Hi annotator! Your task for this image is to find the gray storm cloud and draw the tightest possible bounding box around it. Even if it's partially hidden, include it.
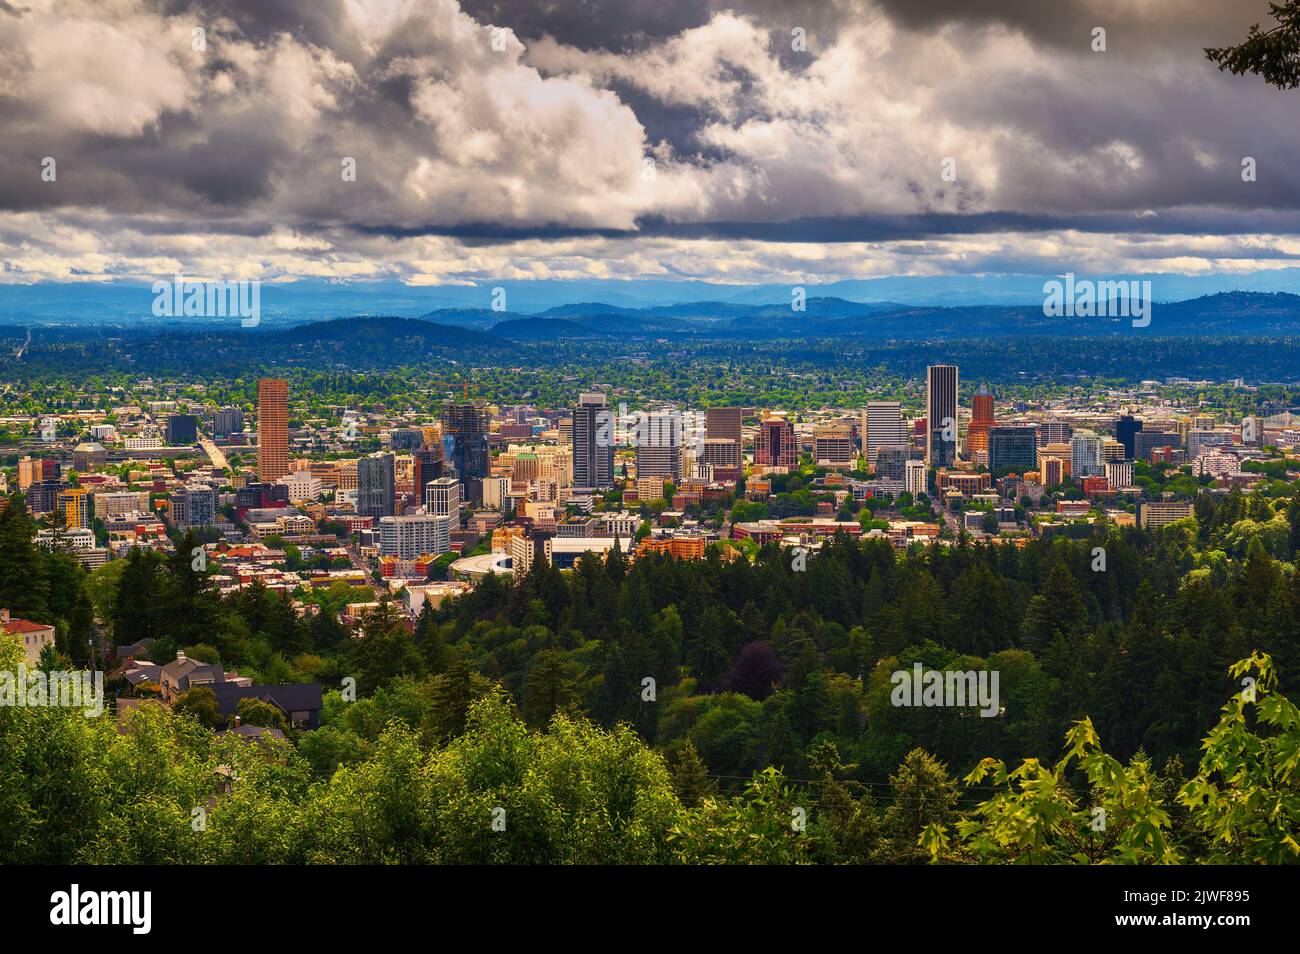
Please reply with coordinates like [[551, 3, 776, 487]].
[[0, 0, 1294, 283]]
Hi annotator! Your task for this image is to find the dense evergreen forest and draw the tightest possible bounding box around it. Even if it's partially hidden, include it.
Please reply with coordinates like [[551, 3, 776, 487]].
[[1, 485, 1298, 863]]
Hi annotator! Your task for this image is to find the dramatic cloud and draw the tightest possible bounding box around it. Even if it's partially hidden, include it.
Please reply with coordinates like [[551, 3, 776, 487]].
[[0, 0, 1296, 285]]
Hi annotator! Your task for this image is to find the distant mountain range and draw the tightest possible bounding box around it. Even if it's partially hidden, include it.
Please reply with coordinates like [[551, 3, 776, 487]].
[[5, 293, 1300, 363], [5, 294, 1300, 382], [450, 291, 1300, 340], [14, 272, 1300, 326]]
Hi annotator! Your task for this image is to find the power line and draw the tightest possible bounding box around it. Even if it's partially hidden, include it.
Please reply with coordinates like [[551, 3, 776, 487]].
[[700, 772, 1001, 791]]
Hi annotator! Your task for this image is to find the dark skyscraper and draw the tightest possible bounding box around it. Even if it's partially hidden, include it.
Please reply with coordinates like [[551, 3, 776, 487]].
[[442, 402, 490, 501], [1116, 415, 1142, 460], [572, 392, 614, 491], [356, 452, 396, 518], [705, 406, 744, 479], [987, 425, 1039, 470], [412, 445, 444, 503], [926, 364, 959, 466], [705, 407, 743, 445], [26, 479, 65, 516], [165, 414, 198, 445]]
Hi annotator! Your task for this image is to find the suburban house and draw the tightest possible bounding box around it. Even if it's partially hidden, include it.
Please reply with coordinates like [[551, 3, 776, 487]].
[[218, 717, 286, 742], [115, 637, 156, 661], [116, 660, 163, 689], [0, 609, 56, 665], [209, 682, 325, 730], [157, 650, 253, 703]]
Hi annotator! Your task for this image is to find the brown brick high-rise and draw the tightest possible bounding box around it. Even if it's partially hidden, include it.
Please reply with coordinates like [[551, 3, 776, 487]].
[[257, 378, 289, 481], [968, 383, 996, 459]]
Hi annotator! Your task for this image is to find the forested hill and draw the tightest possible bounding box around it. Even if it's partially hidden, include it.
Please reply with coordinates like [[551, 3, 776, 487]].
[[1, 482, 1298, 863], [475, 291, 1300, 340], [6, 303, 1300, 383]]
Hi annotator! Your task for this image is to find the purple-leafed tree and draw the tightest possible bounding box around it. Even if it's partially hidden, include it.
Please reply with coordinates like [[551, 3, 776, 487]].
[[722, 641, 785, 701]]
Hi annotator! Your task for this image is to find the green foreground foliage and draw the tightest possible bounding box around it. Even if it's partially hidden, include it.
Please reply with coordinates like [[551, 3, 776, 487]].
[[0, 626, 1295, 863]]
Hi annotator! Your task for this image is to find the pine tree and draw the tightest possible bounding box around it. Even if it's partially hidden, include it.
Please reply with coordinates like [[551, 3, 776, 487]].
[[521, 649, 580, 729], [423, 656, 485, 743], [1020, 562, 1087, 653], [67, 592, 95, 666], [666, 739, 716, 807], [308, 603, 348, 650], [165, 529, 220, 646], [347, 600, 424, 693], [883, 748, 959, 864], [110, 548, 168, 646], [0, 491, 49, 619], [950, 561, 1011, 656], [413, 602, 451, 674]]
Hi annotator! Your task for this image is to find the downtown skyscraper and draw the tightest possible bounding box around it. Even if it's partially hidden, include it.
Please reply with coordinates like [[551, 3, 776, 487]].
[[213, 406, 244, 439], [257, 378, 289, 481], [1116, 414, 1142, 461], [926, 364, 959, 467], [755, 415, 796, 469], [705, 407, 744, 445], [356, 452, 396, 519], [441, 402, 490, 502], [571, 392, 614, 491], [967, 384, 996, 462], [412, 444, 444, 504], [987, 424, 1039, 470], [863, 401, 907, 469], [634, 410, 683, 481]]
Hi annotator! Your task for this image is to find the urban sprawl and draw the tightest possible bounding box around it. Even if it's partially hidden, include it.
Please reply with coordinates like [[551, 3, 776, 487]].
[[3, 365, 1296, 735]]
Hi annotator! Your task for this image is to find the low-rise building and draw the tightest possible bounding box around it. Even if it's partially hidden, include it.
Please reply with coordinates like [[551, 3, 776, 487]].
[[0, 609, 55, 665], [1139, 500, 1195, 528]]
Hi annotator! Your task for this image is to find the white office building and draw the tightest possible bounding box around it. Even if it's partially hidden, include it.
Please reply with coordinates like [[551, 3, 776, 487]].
[[380, 513, 451, 560], [481, 475, 509, 511], [277, 471, 322, 502], [905, 458, 928, 497], [425, 477, 462, 524], [1104, 460, 1134, 490], [864, 401, 908, 468], [1071, 433, 1105, 478]]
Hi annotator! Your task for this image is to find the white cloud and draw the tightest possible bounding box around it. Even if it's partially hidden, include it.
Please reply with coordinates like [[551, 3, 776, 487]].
[[0, 2, 197, 136], [0, 0, 1295, 284]]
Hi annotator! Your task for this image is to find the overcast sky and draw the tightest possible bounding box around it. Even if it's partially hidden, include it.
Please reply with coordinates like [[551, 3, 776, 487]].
[[1, 0, 1297, 287]]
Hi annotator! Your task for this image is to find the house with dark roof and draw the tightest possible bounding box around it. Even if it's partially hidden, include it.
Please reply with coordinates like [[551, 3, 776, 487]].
[[115, 637, 156, 661], [158, 651, 227, 702], [209, 682, 324, 730], [218, 719, 286, 742], [157, 650, 252, 702], [119, 661, 162, 688]]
